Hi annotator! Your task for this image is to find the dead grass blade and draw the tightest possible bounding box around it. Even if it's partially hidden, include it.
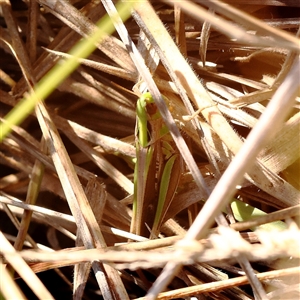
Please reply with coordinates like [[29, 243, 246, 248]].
[[38, 0, 135, 72], [0, 262, 27, 299], [13, 138, 46, 251], [138, 266, 300, 300], [147, 47, 300, 300], [35, 101, 129, 299], [0, 232, 54, 299], [73, 178, 107, 299], [1, 0, 299, 298], [3, 226, 299, 269]]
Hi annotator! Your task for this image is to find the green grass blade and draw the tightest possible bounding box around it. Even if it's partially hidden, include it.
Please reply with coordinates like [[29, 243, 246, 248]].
[[231, 199, 287, 231], [0, 1, 132, 142]]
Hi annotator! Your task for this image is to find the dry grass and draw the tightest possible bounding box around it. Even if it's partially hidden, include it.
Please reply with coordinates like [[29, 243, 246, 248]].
[[0, 0, 299, 299]]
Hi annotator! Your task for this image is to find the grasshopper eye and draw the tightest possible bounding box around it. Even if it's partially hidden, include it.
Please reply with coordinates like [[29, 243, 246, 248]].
[[141, 92, 154, 104]]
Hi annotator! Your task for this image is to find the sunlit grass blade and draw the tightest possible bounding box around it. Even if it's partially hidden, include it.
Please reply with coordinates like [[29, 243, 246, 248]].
[[0, 1, 133, 142]]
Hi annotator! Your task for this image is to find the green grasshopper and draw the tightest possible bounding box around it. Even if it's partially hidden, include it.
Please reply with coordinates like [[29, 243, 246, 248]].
[[130, 92, 183, 238], [130, 93, 288, 239]]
